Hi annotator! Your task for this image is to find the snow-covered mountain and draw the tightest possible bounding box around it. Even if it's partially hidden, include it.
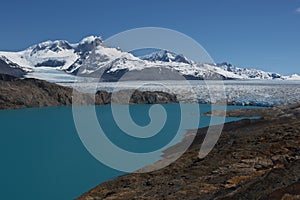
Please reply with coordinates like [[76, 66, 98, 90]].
[[140, 50, 193, 64], [0, 36, 299, 81], [215, 62, 283, 80], [283, 74, 300, 80], [0, 40, 78, 71]]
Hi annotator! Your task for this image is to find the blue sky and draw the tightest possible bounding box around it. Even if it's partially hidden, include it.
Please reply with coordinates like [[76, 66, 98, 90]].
[[1, 0, 300, 74]]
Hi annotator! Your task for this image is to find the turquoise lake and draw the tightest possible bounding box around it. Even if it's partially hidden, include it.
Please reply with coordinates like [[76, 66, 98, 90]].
[[0, 104, 258, 199]]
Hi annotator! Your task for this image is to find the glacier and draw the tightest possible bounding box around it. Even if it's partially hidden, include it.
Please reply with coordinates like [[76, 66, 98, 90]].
[[59, 80, 300, 107]]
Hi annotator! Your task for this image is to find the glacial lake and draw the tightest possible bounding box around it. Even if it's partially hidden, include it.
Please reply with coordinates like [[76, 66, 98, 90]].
[[0, 104, 259, 199]]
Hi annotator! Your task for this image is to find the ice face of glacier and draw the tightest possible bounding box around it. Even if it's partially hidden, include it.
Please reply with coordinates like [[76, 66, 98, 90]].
[[59, 79, 300, 107]]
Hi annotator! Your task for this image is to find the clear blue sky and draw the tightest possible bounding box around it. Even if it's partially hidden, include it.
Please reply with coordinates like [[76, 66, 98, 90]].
[[1, 0, 300, 74]]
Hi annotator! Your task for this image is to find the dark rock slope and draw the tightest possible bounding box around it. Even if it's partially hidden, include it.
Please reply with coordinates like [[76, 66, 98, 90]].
[[77, 103, 300, 200], [0, 74, 178, 109], [0, 58, 26, 78], [0, 74, 73, 109]]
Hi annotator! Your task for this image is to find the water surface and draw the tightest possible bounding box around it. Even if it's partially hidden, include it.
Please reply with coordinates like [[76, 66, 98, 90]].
[[0, 104, 258, 199]]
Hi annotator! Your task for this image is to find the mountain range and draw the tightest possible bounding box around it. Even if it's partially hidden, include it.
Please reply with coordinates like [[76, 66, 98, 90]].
[[0, 36, 299, 81]]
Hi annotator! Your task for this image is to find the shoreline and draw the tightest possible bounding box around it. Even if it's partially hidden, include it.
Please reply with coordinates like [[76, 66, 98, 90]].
[[77, 103, 300, 199], [0, 74, 179, 110]]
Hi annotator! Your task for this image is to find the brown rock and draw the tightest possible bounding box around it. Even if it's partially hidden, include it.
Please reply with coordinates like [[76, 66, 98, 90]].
[[0, 74, 178, 109], [77, 103, 300, 200]]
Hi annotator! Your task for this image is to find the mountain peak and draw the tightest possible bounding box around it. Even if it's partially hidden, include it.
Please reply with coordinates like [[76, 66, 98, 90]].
[[217, 62, 233, 67], [140, 50, 174, 62], [140, 50, 192, 64], [79, 36, 102, 45], [29, 40, 73, 55], [173, 54, 193, 64], [75, 36, 103, 54], [284, 73, 300, 80]]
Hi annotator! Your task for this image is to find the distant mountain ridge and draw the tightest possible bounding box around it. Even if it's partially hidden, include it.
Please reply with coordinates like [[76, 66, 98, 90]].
[[140, 50, 193, 64], [0, 36, 299, 81]]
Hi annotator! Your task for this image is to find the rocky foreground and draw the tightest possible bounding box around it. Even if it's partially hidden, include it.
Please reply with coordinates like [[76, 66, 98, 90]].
[[0, 74, 178, 109], [78, 104, 300, 199]]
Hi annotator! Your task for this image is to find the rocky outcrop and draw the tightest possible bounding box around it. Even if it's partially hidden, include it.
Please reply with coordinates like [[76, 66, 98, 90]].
[[0, 75, 73, 109], [0, 74, 178, 109], [77, 103, 300, 200], [95, 90, 178, 105]]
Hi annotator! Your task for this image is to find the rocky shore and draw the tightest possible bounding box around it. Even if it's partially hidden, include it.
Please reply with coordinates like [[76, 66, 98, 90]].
[[0, 74, 178, 109], [78, 103, 300, 200]]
